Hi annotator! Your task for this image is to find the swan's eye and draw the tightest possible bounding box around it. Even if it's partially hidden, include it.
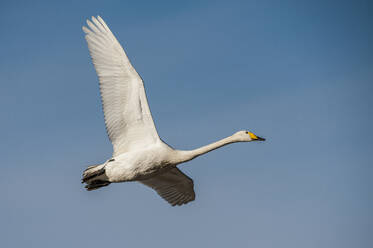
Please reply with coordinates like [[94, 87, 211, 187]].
[[245, 131, 249, 134]]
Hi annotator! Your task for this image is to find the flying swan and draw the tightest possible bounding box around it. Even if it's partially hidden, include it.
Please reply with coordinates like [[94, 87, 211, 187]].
[[81, 16, 265, 206]]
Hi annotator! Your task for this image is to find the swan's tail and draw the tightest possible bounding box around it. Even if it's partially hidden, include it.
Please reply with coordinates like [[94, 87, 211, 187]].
[[82, 164, 110, 191]]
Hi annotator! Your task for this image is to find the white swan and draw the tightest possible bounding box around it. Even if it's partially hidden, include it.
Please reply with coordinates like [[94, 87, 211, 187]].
[[82, 16, 265, 206]]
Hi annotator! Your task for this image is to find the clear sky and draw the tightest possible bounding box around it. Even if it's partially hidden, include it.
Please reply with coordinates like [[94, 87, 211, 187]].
[[1, 0, 372, 247]]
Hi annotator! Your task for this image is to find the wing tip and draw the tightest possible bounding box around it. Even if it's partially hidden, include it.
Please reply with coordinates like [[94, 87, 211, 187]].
[[91, 16, 97, 22], [82, 15, 111, 35], [170, 195, 195, 207], [82, 25, 89, 33]]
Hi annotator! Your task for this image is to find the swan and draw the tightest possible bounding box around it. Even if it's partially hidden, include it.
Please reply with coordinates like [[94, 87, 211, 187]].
[[81, 16, 265, 206]]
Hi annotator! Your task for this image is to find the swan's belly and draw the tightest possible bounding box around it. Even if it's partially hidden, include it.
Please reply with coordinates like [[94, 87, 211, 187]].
[[105, 147, 174, 182]]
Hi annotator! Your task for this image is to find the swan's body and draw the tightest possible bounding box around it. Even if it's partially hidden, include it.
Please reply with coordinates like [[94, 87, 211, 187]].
[[82, 16, 265, 206]]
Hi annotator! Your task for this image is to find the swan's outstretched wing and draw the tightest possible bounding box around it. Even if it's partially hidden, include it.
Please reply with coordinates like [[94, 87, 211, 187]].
[[140, 168, 195, 206], [83, 16, 159, 156]]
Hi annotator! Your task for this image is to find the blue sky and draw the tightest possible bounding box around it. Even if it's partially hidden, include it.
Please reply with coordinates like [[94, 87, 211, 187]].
[[1, 0, 372, 247]]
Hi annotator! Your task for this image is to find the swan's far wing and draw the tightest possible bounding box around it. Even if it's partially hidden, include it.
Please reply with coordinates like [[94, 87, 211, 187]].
[[140, 168, 195, 206], [83, 16, 159, 156]]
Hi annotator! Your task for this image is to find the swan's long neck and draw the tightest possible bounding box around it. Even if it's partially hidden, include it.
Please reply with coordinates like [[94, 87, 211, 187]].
[[174, 135, 237, 164]]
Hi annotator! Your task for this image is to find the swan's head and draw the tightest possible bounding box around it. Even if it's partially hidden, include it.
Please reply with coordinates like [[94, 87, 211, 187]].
[[233, 130, 266, 142]]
